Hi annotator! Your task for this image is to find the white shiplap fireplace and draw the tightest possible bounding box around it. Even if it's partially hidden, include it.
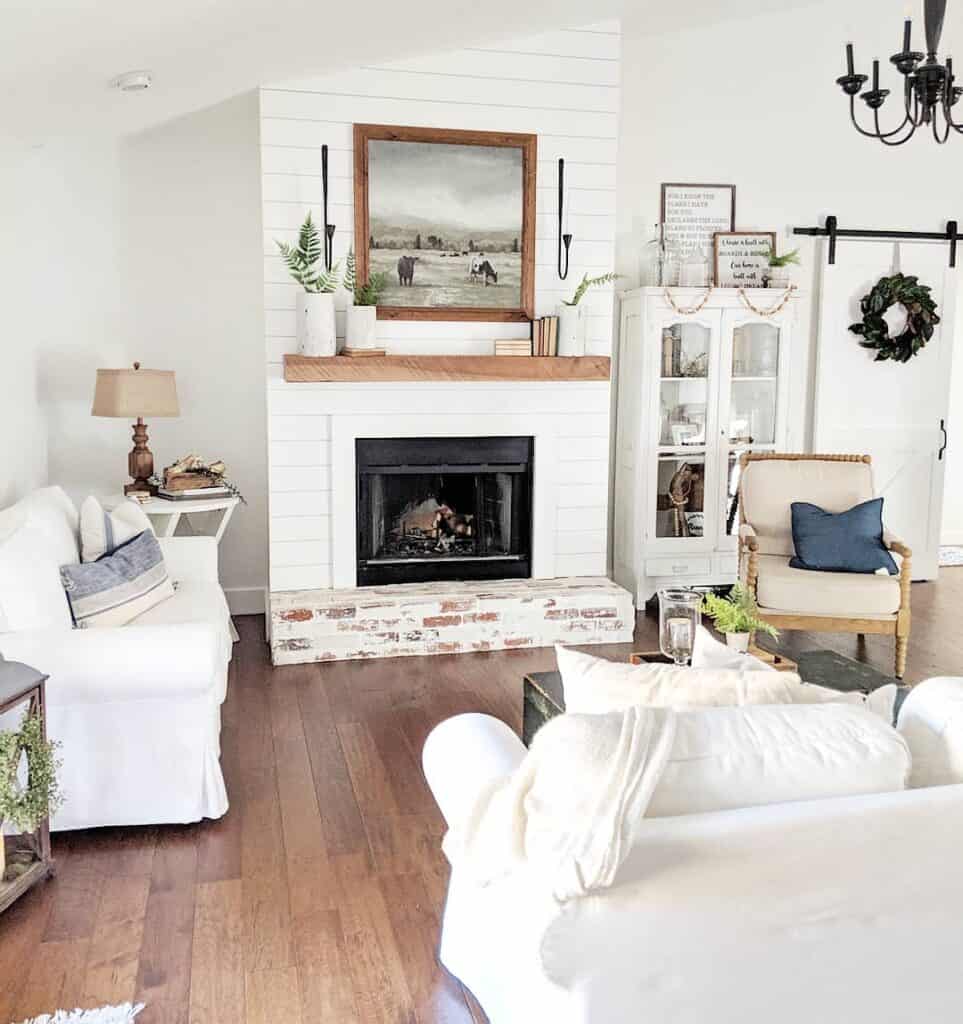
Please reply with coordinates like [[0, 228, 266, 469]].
[[266, 379, 634, 663], [260, 19, 627, 661]]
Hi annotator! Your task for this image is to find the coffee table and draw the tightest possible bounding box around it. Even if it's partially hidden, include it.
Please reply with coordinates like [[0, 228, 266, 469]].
[[522, 648, 904, 746]]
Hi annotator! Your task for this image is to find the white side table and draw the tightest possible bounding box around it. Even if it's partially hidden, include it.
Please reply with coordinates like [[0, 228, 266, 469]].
[[133, 495, 241, 542]]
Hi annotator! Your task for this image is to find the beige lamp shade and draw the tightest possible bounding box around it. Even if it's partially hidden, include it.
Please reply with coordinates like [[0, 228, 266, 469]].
[[92, 363, 179, 418]]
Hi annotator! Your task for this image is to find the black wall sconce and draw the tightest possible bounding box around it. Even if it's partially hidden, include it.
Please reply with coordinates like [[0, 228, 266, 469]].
[[322, 144, 336, 270], [557, 158, 573, 280]]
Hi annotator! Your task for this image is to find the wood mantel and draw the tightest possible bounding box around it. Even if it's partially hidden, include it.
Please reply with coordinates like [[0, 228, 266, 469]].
[[283, 354, 611, 383]]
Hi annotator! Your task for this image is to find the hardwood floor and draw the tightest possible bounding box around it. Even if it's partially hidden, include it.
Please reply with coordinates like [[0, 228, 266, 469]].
[[2, 570, 963, 1023]]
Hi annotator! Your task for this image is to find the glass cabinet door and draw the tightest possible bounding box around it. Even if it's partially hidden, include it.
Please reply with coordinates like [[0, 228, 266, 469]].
[[651, 317, 717, 543], [720, 315, 788, 538]]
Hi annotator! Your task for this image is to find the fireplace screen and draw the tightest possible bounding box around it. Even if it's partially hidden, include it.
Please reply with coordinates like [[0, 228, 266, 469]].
[[356, 436, 533, 585]]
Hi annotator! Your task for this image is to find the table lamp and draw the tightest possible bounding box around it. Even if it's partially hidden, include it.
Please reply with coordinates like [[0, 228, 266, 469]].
[[92, 362, 179, 495]]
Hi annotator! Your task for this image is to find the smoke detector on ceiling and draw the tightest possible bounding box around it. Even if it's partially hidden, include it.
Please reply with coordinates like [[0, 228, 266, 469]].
[[111, 70, 152, 93]]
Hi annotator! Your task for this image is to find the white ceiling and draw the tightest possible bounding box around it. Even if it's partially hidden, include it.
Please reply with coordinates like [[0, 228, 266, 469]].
[[1, 0, 630, 143]]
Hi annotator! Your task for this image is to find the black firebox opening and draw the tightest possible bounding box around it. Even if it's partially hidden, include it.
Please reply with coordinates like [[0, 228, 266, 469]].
[[356, 436, 533, 586]]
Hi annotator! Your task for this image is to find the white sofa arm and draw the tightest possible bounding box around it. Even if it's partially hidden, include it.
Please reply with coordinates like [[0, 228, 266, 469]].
[[423, 714, 526, 830], [157, 536, 219, 583], [0, 623, 220, 705], [897, 677, 963, 787]]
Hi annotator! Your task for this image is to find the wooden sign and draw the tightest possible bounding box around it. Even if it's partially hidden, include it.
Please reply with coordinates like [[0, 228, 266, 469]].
[[661, 183, 736, 259], [713, 231, 776, 288]]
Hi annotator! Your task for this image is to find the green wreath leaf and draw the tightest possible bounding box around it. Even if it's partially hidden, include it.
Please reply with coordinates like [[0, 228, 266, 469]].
[[848, 272, 940, 363]]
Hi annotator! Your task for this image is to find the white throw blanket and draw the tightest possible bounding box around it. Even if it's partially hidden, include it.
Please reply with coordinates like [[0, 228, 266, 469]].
[[443, 705, 676, 903]]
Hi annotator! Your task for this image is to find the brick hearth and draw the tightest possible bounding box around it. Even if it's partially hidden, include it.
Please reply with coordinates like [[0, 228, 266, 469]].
[[270, 577, 634, 665]]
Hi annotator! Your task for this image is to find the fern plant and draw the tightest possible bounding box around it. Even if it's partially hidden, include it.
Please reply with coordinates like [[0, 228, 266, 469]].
[[767, 247, 801, 268], [276, 212, 341, 293], [701, 583, 778, 637], [343, 248, 389, 305], [563, 271, 622, 307], [354, 272, 390, 307]]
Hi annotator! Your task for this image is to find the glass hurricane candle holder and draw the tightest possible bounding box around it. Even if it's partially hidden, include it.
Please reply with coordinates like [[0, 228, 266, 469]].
[[658, 587, 702, 667]]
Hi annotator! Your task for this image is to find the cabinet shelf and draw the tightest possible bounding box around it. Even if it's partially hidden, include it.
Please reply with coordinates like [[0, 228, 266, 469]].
[[731, 375, 777, 382]]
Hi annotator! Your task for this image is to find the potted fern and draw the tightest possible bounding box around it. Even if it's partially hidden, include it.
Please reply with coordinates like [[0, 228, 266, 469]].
[[701, 583, 778, 652], [558, 272, 621, 356], [343, 250, 389, 353], [765, 247, 801, 289], [276, 212, 341, 357]]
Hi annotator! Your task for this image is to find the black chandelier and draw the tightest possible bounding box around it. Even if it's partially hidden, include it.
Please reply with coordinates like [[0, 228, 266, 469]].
[[837, 0, 963, 144]]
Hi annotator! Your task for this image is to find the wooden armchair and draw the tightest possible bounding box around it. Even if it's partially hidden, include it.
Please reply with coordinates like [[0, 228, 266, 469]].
[[737, 453, 912, 678]]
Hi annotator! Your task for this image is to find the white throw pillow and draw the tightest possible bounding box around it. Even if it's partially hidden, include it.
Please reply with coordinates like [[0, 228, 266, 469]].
[[556, 644, 808, 713], [0, 523, 73, 632], [80, 495, 154, 562], [691, 625, 774, 671], [650, 703, 911, 817]]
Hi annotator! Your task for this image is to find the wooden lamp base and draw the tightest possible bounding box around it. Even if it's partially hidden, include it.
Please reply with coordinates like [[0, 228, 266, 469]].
[[124, 417, 158, 495]]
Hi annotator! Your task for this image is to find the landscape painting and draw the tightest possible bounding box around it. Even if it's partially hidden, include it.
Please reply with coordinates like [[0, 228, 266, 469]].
[[354, 124, 536, 321]]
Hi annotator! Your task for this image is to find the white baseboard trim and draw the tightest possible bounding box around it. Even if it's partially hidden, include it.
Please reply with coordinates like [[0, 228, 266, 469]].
[[226, 586, 266, 616]]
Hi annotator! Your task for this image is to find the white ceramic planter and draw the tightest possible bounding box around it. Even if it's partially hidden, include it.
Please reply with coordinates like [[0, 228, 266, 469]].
[[296, 292, 337, 357], [557, 303, 586, 357], [345, 304, 378, 351], [725, 631, 751, 653]]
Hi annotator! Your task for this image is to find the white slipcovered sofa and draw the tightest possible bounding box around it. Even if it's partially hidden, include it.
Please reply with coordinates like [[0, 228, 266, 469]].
[[424, 678, 963, 1023], [0, 487, 231, 830]]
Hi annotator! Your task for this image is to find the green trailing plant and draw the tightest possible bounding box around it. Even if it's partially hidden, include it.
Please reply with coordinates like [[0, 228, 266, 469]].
[[849, 272, 940, 363], [0, 711, 63, 838], [275, 212, 341, 293], [767, 247, 801, 268], [562, 271, 622, 307], [343, 248, 389, 306], [701, 583, 778, 637]]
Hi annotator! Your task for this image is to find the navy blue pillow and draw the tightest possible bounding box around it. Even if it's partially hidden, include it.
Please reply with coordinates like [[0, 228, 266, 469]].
[[790, 498, 898, 575]]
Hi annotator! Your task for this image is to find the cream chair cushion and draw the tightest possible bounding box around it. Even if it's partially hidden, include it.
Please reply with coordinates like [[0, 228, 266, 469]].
[[755, 555, 900, 617], [741, 459, 875, 556]]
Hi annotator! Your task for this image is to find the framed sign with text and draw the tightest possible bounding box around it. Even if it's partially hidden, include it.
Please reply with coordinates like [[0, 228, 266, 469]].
[[661, 183, 736, 261], [713, 232, 776, 288]]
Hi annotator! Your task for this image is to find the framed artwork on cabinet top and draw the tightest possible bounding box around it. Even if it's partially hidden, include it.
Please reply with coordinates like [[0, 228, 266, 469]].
[[353, 123, 536, 322], [660, 183, 736, 260], [713, 231, 776, 288]]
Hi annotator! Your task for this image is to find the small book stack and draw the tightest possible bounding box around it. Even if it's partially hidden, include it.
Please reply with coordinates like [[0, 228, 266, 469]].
[[532, 316, 559, 356], [157, 485, 233, 501], [494, 339, 534, 357]]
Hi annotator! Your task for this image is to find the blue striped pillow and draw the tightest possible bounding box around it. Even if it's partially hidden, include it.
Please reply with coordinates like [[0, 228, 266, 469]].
[[60, 530, 174, 628]]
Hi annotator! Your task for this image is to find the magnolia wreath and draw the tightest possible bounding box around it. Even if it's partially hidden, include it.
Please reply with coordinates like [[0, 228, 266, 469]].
[[849, 272, 940, 363]]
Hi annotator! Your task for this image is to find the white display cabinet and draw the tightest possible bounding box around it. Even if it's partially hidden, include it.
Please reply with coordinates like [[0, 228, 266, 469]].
[[613, 287, 804, 603]]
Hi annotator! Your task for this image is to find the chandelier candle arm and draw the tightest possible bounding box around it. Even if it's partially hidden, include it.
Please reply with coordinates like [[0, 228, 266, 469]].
[[839, 0, 960, 144]]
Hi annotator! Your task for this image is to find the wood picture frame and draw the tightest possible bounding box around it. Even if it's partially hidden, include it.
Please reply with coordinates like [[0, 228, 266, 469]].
[[660, 183, 736, 260], [354, 124, 537, 322], [713, 231, 777, 288]]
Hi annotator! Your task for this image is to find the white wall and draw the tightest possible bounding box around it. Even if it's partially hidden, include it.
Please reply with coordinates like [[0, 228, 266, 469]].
[[121, 93, 268, 610], [617, 0, 963, 538], [0, 139, 128, 508]]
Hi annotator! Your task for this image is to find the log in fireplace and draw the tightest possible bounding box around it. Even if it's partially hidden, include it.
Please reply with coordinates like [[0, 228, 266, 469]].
[[356, 436, 533, 586]]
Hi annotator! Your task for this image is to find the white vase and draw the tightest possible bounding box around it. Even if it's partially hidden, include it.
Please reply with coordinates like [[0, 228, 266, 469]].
[[725, 631, 751, 653], [345, 304, 378, 351], [296, 292, 337, 357], [557, 303, 586, 357]]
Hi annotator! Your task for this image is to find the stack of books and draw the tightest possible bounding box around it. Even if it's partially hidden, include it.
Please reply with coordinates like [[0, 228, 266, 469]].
[[494, 339, 533, 357], [532, 316, 559, 356], [157, 485, 233, 501]]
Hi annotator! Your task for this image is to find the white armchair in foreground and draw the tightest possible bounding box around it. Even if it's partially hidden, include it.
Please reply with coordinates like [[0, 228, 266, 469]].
[[424, 679, 963, 1024]]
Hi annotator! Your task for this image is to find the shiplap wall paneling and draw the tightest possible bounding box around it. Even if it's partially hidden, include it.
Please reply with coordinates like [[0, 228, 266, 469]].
[[260, 21, 620, 366]]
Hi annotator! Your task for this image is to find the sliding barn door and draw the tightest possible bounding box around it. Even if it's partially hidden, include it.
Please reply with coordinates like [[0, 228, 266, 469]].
[[813, 242, 958, 580]]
